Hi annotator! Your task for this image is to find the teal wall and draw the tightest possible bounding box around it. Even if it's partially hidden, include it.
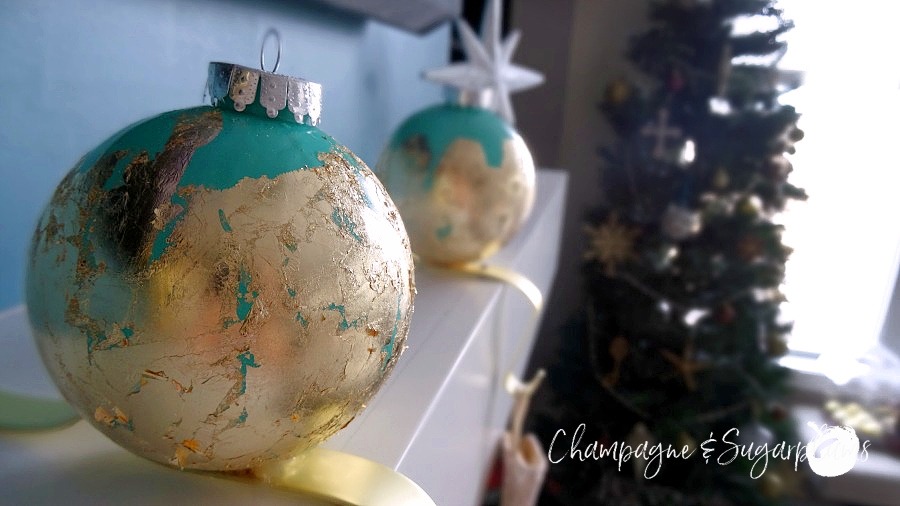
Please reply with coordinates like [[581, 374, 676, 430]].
[[0, 0, 450, 310]]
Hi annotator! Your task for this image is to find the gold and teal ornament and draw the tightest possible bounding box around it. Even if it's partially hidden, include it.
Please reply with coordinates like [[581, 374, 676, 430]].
[[26, 58, 415, 471], [377, 102, 535, 264], [377, 0, 543, 265]]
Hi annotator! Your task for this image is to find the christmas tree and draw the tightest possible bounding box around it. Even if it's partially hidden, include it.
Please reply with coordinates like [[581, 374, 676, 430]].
[[537, 1, 805, 504]]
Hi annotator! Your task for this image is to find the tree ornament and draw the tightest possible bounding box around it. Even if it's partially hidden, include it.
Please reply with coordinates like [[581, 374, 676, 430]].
[[584, 214, 640, 276], [377, 0, 542, 265], [714, 303, 737, 325], [626, 422, 656, 480], [735, 195, 762, 218], [736, 234, 765, 262], [677, 431, 698, 454], [661, 203, 702, 241], [775, 124, 804, 155], [660, 340, 708, 391], [712, 167, 730, 190], [641, 108, 683, 161], [765, 155, 793, 182], [26, 40, 415, 471], [766, 333, 790, 357], [646, 243, 679, 272], [769, 402, 789, 422], [682, 307, 710, 328], [658, 299, 674, 319], [708, 96, 732, 116], [602, 335, 630, 387], [677, 138, 697, 167], [604, 79, 633, 106], [788, 126, 805, 143], [759, 471, 785, 499], [667, 69, 686, 93], [716, 43, 733, 98], [422, 0, 542, 126]]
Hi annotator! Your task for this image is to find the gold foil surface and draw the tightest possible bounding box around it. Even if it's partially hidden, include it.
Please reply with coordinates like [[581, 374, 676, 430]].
[[28, 112, 415, 470], [384, 136, 535, 265]]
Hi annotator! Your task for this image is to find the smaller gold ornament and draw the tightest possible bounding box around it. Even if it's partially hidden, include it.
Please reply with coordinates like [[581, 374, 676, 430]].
[[377, 107, 536, 265], [378, 0, 542, 265], [584, 214, 640, 276]]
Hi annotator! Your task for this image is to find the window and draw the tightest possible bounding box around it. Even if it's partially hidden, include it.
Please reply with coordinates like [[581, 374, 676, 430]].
[[765, 1, 900, 383]]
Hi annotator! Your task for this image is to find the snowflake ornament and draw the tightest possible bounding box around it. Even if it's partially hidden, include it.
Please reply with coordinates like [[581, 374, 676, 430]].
[[584, 214, 640, 276], [423, 0, 544, 125]]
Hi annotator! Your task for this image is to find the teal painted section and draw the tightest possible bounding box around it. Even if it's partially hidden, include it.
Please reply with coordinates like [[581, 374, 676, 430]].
[[149, 193, 189, 262], [218, 209, 232, 232], [235, 407, 248, 425], [330, 208, 362, 242], [182, 107, 340, 189], [382, 293, 404, 371], [109, 415, 135, 432], [0, 0, 449, 310], [236, 350, 260, 395], [77, 217, 100, 275], [435, 223, 453, 239], [98, 113, 181, 189], [235, 267, 257, 322], [324, 302, 359, 332], [91, 106, 340, 193], [388, 104, 514, 189]]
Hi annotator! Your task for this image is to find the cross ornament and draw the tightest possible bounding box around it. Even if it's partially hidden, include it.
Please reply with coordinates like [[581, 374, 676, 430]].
[[641, 108, 683, 160]]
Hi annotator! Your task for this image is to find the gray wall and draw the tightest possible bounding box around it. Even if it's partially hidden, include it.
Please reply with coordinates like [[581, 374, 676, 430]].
[[0, 0, 449, 310], [512, 0, 650, 369]]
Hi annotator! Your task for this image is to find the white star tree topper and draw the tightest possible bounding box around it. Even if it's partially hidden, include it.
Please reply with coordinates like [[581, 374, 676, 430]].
[[424, 0, 544, 125]]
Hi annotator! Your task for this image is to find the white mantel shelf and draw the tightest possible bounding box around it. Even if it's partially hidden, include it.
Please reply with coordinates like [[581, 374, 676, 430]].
[[0, 169, 568, 506]]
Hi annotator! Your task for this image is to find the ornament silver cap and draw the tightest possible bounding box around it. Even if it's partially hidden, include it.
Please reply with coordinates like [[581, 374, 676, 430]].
[[207, 62, 323, 126], [455, 88, 495, 109]]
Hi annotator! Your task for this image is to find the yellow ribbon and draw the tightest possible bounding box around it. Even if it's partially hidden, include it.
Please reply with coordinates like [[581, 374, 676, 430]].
[[0, 389, 79, 431], [252, 447, 436, 505], [427, 260, 545, 392], [430, 261, 543, 313]]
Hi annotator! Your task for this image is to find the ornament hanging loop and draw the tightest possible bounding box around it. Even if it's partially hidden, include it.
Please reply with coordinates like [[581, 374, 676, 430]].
[[260, 28, 282, 73]]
